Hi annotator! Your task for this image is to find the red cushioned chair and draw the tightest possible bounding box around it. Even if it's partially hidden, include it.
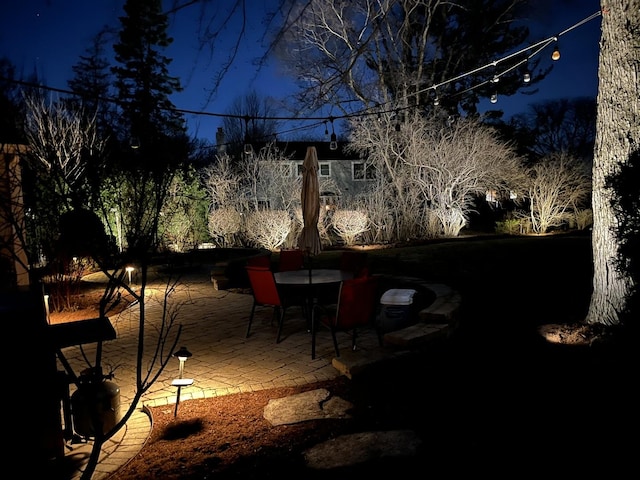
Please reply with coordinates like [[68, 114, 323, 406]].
[[246, 253, 272, 268], [339, 250, 369, 278], [311, 274, 379, 359], [277, 248, 304, 272], [245, 265, 291, 343]]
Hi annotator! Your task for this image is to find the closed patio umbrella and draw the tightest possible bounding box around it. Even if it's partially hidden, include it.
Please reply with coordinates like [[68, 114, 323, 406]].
[[297, 146, 322, 257]]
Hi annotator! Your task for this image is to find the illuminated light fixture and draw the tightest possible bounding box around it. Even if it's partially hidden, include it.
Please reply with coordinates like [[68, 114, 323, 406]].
[[44, 294, 50, 323], [492, 74, 500, 83], [126, 265, 135, 284], [329, 117, 338, 150], [490, 92, 498, 104], [523, 56, 531, 83], [171, 346, 194, 417], [551, 38, 561, 61], [433, 96, 440, 106]]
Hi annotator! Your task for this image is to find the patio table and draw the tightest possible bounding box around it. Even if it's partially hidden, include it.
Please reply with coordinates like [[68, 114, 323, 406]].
[[274, 269, 353, 358]]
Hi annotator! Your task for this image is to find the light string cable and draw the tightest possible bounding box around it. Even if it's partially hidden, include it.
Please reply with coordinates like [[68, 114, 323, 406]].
[[0, 11, 602, 136], [359, 9, 603, 119]]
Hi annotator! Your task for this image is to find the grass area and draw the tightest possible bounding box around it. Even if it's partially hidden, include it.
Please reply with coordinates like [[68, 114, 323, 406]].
[[307, 232, 593, 329]]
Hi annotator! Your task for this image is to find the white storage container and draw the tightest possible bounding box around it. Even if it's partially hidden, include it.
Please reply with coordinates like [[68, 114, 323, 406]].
[[377, 289, 417, 332]]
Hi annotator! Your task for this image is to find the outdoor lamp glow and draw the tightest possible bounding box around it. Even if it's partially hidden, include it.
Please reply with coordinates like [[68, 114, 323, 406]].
[[126, 266, 135, 284], [172, 346, 194, 417], [173, 346, 192, 378], [551, 39, 561, 61]]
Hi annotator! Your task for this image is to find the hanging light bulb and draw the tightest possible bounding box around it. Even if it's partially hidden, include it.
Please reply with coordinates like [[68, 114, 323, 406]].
[[551, 39, 561, 61], [492, 74, 500, 83], [522, 55, 531, 83], [329, 117, 338, 150], [433, 96, 440, 106], [490, 92, 498, 104], [329, 132, 338, 151]]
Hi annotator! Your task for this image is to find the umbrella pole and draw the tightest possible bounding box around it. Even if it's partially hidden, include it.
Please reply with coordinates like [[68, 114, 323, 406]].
[[306, 248, 313, 334]]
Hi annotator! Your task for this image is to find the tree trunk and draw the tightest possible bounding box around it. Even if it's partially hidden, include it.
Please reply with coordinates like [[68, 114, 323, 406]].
[[586, 0, 639, 326]]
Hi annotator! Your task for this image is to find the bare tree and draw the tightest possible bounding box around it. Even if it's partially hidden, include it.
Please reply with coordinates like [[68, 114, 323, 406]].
[[251, 143, 299, 211], [201, 153, 246, 246], [518, 152, 591, 234], [585, 0, 638, 327], [24, 93, 106, 208], [346, 111, 425, 241], [348, 112, 523, 239], [274, 0, 536, 116], [509, 97, 597, 161], [202, 153, 245, 210], [221, 90, 281, 155]]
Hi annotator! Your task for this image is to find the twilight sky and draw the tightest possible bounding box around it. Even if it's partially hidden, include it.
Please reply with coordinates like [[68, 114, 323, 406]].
[[1, 0, 602, 142]]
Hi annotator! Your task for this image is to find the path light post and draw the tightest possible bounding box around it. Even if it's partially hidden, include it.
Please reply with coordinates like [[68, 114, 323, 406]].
[[171, 346, 193, 417], [126, 266, 135, 285]]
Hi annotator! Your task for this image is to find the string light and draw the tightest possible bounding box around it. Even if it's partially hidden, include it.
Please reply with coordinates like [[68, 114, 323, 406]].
[[1, 10, 600, 142], [329, 117, 338, 150], [551, 38, 561, 60], [523, 57, 531, 83]]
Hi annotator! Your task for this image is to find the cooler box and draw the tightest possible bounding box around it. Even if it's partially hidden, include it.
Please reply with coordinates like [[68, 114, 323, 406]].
[[377, 288, 417, 333]]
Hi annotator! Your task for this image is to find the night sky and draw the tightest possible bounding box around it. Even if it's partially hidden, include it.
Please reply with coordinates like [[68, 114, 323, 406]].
[[1, 0, 602, 140]]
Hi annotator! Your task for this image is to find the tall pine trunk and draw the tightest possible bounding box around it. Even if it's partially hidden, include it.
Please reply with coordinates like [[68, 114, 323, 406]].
[[586, 0, 639, 326]]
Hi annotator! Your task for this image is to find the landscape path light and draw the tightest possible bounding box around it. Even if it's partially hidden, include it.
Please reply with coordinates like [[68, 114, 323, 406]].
[[172, 346, 194, 417], [126, 266, 135, 284]]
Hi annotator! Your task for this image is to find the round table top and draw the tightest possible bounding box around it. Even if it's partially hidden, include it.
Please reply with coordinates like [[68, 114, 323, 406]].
[[274, 268, 352, 285]]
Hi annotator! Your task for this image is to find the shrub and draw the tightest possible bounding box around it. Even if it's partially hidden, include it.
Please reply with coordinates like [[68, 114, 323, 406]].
[[243, 210, 292, 250], [331, 209, 369, 246], [208, 208, 243, 247]]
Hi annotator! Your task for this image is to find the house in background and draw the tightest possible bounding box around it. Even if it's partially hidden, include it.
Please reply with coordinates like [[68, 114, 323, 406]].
[[215, 128, 377, 207], [277, 140, 376, 202]]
